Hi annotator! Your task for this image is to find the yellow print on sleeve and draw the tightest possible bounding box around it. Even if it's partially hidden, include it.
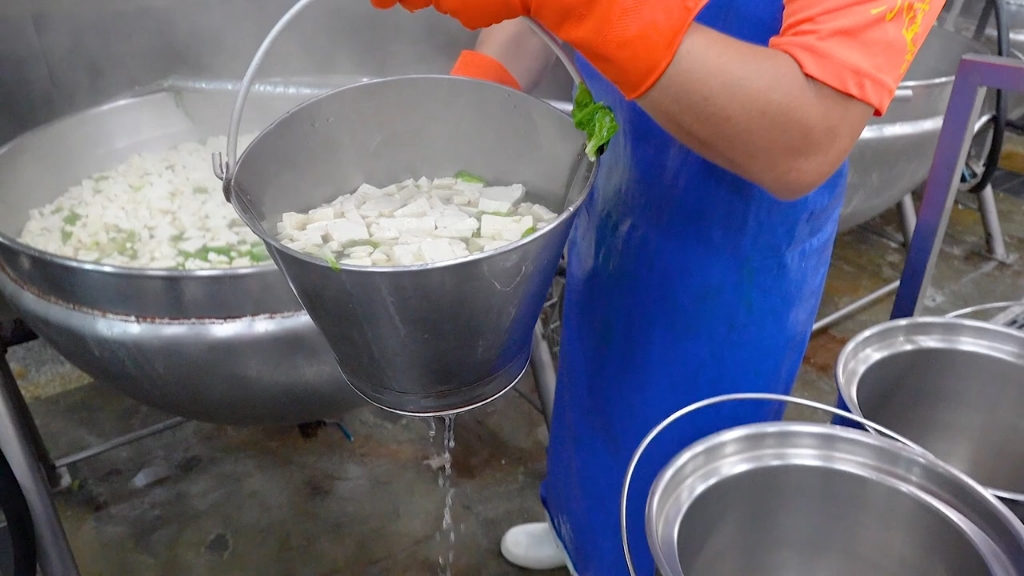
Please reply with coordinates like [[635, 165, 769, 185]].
[[870, 0, 933, 72]]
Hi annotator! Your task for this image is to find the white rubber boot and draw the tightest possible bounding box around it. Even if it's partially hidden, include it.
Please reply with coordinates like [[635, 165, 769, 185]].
[[500, 522, 570, 571]]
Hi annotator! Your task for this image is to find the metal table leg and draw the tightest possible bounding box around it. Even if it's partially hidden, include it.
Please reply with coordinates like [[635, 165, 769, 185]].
[[0, 345, 80, 576], [530, 323, 557, 430], [893, 55, 1024, 319]]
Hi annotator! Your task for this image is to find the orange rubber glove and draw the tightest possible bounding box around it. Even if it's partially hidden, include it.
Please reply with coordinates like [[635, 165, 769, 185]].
[[371, 0, 710, 100], [450, 50, 522, 91]]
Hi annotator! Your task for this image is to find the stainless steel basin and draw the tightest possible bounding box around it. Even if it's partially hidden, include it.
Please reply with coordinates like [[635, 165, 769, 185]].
[[0, 82, 376, 425], [842, 26, 990, 231]]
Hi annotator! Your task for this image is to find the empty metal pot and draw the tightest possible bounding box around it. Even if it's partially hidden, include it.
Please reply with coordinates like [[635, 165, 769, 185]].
[[222, 2, 595, 416], [624, 394, 1024, 576], [836, 316, 1024, 513]]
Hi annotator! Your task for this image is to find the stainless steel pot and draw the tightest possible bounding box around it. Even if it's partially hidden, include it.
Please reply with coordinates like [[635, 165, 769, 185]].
[[625, 394, 1024, 576], [0, 84, 371, 425], [842, 26, 991, 231], [836, 316, 1024, 513], [223, 7, 595, 417]]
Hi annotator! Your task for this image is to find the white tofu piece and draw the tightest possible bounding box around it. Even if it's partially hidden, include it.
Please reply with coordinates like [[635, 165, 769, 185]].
[[418, 239, 458, 263], [519, 215, 535, 235], [399, 178, 416, 188], [281, 212, 309, 231], [516, 202, 535, 216], [430, 206, 472, 229], [276, 222, 288, 234], [397, 185, 420, 203], [374, 216, 436, 238], [468, 237, 488, 253], [433, 218, 479, 239], [537, 221, 551, 230], [380, 185, 400, 196], [344, 245, 374, 256], [453, 181, 484, 194], [334, 194, 365, 211], [355, 183, 384, 199], [529, 204, 558, 223], [362, 195, 402, 215], [457, 205, 480, 218], [416, 177, 432, 190], [480, 214, 521, 239], [369, 221, 400, 241], [341, 257, 373, 266], [396, 233, 430, 245], [452, 195, 470, 206], [326, 219, 370, 245], [357, 207, 381, 218], [391, 244, 423, 266], [308, 207, 336, 223], [428, 196, 445, 210], [394, 198, 431, 218], [478, 198, 513, 215], [343, 210, 365, 224], [480, 184, 525, 205], [432, 177, 457, 189]]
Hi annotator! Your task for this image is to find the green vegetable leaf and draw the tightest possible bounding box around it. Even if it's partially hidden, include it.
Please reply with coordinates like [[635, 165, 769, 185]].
[[520, 226, 536, 239], [454, 170, 487, 185], [572, 83, 619, 161], [320, 248, 341, 271], [62, 210, 82, 226]]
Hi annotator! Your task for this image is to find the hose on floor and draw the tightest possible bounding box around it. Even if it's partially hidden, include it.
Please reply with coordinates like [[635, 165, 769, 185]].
[[967, 0, 1008, 195]]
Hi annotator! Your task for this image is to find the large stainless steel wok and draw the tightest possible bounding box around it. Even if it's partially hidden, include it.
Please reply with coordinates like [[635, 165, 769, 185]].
[[841, 26, 990, 231], [0, 81, 380, 426]]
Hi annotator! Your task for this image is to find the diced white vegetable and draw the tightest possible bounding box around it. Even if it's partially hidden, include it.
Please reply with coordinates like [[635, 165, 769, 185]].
[[326, 219, 370, 245], [480, 184, 525, 205], [308, 207, 336, 223], [272, 175, 553, 267], [478, 198, 513, 215], [281, 212, 309, 231], [394, 198, 431, 218]]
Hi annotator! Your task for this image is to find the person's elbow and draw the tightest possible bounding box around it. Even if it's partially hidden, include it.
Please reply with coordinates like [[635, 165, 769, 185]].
[[759, 140, 856, 202], [759, 89, 876, 202]]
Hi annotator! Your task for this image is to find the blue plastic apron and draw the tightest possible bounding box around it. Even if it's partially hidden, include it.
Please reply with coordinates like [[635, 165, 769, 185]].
[[538, 2, 847, 574]]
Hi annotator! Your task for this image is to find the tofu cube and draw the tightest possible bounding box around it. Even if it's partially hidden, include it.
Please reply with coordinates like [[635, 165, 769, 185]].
[[452, 195, 470, 206], [379, 185, 400, 196], [433, 218, 479, 239], [480, 214, 521, 239], [281, 212, 309, 231], [480, 184, 525, 205], [326, 219, 370, 245], [394, 198, 431, 218], [432, 177, 457, 189], [478, 198, 513, 215], [416, 176, 432, 190], [362, 195, 402, 215], [308, 207, 336, 223], [391, 244, 423, 266], [457, 205, 480, 218], [529, 204, 558, 223], [418, 239, 458, 263], [355, 183, 383, 199], [397, 185, 420, 203]]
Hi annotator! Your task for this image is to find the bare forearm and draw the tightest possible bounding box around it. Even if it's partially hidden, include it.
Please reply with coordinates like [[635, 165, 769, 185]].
[[473, 18, 556, 93], [638, 24, 874, 200]]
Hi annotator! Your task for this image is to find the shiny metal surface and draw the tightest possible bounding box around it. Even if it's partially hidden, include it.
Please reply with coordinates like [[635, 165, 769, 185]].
[[836, 317, 1024, 504], [842, 26, 989, 231], [0, 83, 373, 425], [229, 73, 595, 416], [892, 54, 1024, 318], [647, 422, 1024, 576]]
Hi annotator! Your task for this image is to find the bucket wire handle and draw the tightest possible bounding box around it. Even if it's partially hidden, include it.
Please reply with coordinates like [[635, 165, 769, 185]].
[[620, 392, 929, 576], [212, 0, 582, 197], [944, 301, 1024, 319]]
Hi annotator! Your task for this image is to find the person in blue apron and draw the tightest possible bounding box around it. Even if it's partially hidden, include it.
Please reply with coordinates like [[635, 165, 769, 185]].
[[374, 1, 943, 573]]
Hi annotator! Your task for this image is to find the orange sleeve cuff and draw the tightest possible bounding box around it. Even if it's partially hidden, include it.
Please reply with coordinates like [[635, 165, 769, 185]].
[[450, 50, 522, 91], [768, 0, 943, 117]]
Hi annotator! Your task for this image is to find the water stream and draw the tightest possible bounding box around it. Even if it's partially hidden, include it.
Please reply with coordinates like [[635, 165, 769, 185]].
[[427, 415, 457, 575]]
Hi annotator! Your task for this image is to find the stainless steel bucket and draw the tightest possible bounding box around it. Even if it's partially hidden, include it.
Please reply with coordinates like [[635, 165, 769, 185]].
[[836, 315, 1024, 514], [623, 394, 1024, 576], [218, 2, 596, 416]]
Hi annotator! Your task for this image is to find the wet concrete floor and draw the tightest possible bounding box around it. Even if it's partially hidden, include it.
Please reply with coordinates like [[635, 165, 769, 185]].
[[6, 178, 1024, 575]]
